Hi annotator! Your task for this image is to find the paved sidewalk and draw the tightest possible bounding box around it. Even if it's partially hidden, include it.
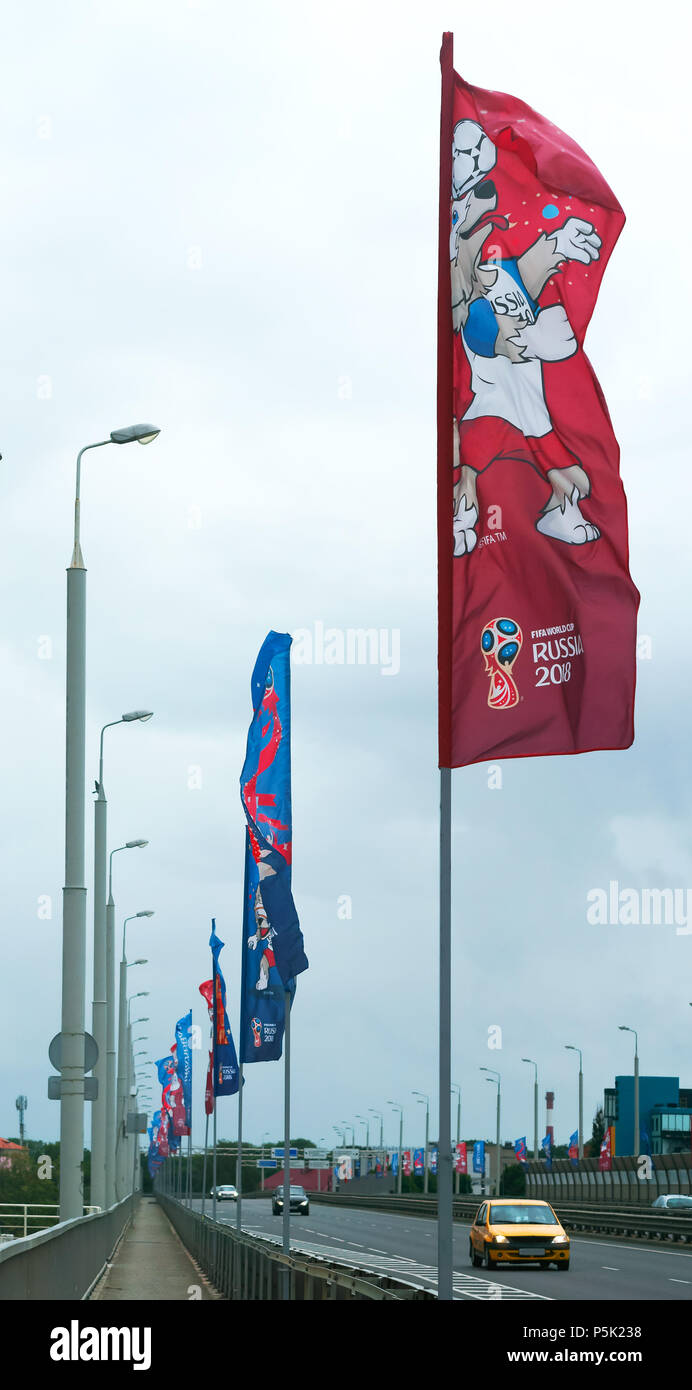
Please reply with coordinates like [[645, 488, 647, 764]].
[[91, 1198, 220, 1301]]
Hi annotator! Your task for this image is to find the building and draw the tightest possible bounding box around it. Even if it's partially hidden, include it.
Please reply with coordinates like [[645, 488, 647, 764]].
[[0, 1139, 25, 1171], [603, 1076, 692, 1156]]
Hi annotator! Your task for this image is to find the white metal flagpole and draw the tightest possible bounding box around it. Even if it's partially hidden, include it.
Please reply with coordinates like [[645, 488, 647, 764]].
[[282, 988, 291, 1300]]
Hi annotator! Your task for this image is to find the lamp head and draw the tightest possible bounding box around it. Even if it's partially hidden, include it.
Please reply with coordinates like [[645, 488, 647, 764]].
[[122, 710, 154, 723], [110, 424, 160, 446], [126, 840, 148, 849], [137, 910, 155, 918]]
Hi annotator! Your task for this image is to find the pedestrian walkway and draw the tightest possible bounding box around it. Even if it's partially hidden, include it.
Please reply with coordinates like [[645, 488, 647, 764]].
[[90, 1197, 220, 1301]]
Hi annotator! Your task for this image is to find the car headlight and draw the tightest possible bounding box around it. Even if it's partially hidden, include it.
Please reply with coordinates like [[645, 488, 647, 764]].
[[492, 1234, 508, 1244], [300, 1200, 308, 1206], [551, 1235, 568, 1245]]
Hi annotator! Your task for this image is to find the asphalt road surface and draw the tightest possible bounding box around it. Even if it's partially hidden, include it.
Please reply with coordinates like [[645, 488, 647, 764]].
[[192, 1198, 692, 1300]]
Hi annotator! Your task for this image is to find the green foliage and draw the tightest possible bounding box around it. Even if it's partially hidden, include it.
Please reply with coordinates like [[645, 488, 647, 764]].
[[588, 1107, 606, 1158], [500, 1162, 526, 1196]]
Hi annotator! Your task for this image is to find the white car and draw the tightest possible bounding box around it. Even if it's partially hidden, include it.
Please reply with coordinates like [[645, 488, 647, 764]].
[[651, 1194, 692, 1210], [210, 1184, 238, 1201]]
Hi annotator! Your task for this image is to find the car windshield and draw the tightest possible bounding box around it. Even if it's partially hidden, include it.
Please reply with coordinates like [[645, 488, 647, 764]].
[[289, 1187, 306, 1195], [489, 1203, 556, 1225]]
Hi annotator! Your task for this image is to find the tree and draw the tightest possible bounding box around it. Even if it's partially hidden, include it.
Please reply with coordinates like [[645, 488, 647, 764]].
[[500, 1163, 526, 1196], [588, 1107, 606, 1158]]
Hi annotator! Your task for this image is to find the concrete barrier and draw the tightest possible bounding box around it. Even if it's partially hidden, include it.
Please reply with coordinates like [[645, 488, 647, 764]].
[[0, 1196, 134, 1301]]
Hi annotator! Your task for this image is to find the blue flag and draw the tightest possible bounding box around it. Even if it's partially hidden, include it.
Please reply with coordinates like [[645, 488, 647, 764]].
[[174, 1012, 193, 1130], [239, 632, 308, 1062], [569, 1130, 579, 1168], [391, 1151, 399, 1176], [514, 1136, 528, 1164], [473, 1140, 485, 1174], [541, 1133, 552, 1170], [209, 920, 241, 1095]]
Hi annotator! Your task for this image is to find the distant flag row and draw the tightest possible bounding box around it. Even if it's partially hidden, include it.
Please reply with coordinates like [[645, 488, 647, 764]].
[[148, 631, 308, 1177], [147, 1014, 192, 1178]]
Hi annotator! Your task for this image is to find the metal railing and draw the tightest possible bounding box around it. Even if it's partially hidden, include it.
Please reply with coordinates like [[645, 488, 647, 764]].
[[309, 1191, 692, 1243], [0, 1203, 102, 1240], [0, 1196, 133, 1301], [159, 1194, 434, 1300]]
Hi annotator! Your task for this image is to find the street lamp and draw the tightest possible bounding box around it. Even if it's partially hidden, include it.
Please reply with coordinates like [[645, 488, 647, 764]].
[[91, 711, 153, 1211], [341, 1122, 354, 1146], [59, 424, 159, 1222], [480, 1068, 501, 1196], [564, 1046, 584, 1159], [387, 1101, 404, 1195], [451, 1083, 462, 1194], [619, 1026, 640, 1157], [355, 1114, 370, 1149], [117, 915, 154, 1198], [332, 1125, 345, 1146], [369, 1109, 384, 1151], [105, 840, 148, 1207], [412, 1092, 430, 1194], [522, 1058, 539, 1161]]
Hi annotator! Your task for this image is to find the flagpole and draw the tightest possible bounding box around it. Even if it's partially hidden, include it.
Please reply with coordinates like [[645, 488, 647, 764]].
[[237, 837, 249, 1234], [282, 987, 291, 1300], [202, 1111, 209, 1218], [236, 1063, 244, 1231], [436, 29, 455, 1304], [212, 924, 218, 1227]]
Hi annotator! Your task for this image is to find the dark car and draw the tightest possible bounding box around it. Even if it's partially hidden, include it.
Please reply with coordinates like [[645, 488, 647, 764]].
[[272, 1185, 310, 1216]]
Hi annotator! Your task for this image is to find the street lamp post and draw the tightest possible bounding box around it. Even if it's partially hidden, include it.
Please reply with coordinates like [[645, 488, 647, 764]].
[[451, 1083, 461, 1194], [59, 424, 159, 1222], [564, 1046, 584, 1159], [412, 1092, 430, 1194], [387, 1102, 403, 1195], [106, 842, 148, 1207], [117, 913, 154, 1197], [481, 1068, 501, 1196], [619, 1026, 640, 1157], [369, 1109, 384, 1151], [522, 1058, 539, 1161], [356, 1113, 370, 1154], [341, 1122, 354, 1146], [91, 713, 152, 1211]]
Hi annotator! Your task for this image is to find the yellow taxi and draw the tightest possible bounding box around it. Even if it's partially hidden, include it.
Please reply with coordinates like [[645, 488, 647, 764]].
[[469, 1197, 570, 1271]]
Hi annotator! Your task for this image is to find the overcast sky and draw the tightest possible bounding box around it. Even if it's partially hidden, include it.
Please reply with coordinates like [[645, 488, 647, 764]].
[[1, 0, 690, 1158]]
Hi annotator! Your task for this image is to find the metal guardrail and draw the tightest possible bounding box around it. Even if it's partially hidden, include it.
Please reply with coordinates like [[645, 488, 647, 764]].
[[0, 1196, 134, 1300], [159, 1194, 435, 1300], [309, 1192, 692, 1243], [0, 1203, 101, 1239]]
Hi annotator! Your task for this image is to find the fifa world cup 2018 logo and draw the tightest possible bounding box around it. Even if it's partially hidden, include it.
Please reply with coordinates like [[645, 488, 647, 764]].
[[251, 1017, 262, 1048], [481, 617, 523, 709]]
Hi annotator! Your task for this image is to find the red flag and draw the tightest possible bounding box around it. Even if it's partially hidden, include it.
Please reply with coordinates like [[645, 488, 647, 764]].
[[454, 1141, 467, 1174], [437, 34, 638, 768], [402, 1149, 412, 1177], [599, 1125, 613, 1171]]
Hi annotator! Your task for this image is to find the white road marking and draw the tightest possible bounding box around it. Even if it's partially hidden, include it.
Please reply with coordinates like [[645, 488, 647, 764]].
[[669, 1278, 691, 1284], [570, 1238, 692, 1260], [244, 1231, 551, 1300], [602, 1266, 619, 1271]]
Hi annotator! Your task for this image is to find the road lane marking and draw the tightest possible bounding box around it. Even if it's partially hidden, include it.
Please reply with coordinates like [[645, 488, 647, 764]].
[[602, 1266, 619, 1271], [670, 1278, 691, 1284]]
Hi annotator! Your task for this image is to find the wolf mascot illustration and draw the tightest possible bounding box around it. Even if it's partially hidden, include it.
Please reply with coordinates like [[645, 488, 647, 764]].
[[450, 119, 603, 557]]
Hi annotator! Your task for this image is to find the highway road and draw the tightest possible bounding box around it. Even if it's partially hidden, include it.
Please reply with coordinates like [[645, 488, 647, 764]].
[[192, 1197, 692, 1300]]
